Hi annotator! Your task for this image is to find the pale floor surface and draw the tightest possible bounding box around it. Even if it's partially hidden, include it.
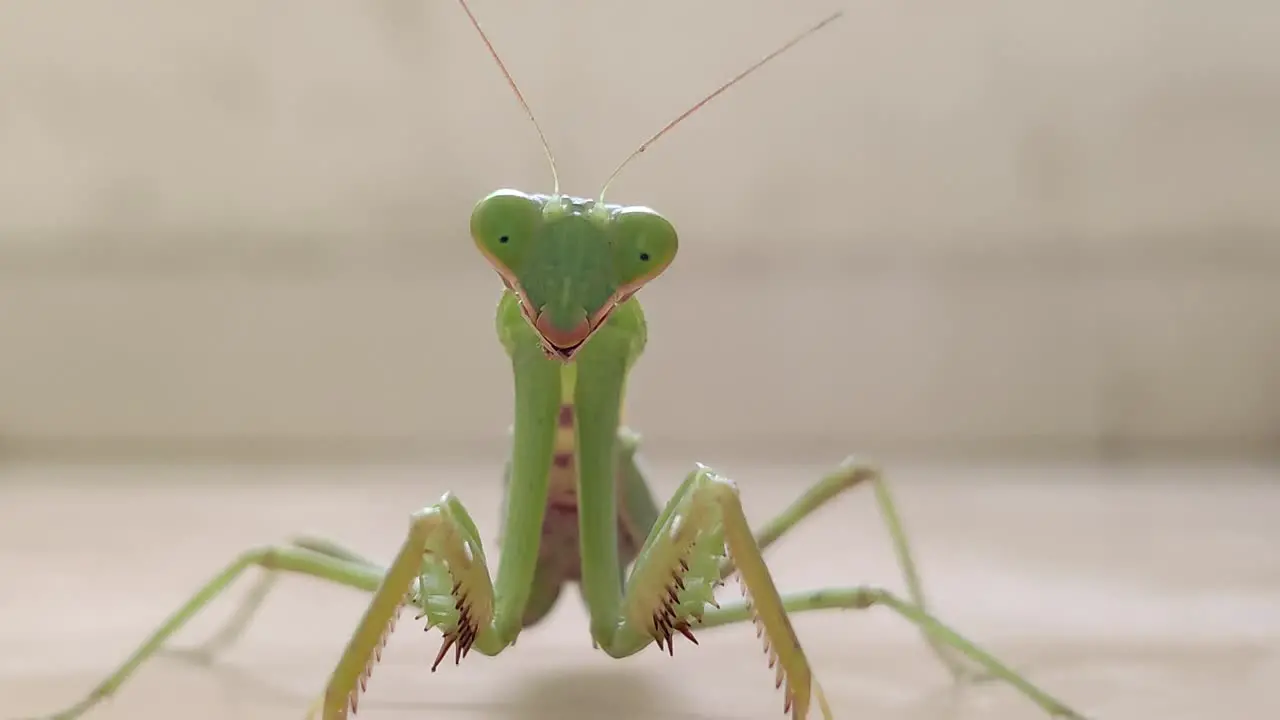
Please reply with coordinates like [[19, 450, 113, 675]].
[[2, 462, 1279, 720]]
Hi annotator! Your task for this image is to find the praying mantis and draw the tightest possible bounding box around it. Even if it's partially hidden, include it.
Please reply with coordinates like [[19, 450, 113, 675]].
[[24, 2, 1090, 720]]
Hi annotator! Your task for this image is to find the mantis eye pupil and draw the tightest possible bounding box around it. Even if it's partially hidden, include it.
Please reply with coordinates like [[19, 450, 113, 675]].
[[499, 235, 509, 244], [639, 252, 650, 261]]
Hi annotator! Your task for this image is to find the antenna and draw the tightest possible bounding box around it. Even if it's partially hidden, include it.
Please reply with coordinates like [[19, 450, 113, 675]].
[[457, 0, 561, 194], [598, 10, 844, 204]]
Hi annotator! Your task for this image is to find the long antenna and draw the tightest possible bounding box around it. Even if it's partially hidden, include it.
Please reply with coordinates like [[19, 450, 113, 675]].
[[598, 10, 844, 204], [457, 0, 561, 194]]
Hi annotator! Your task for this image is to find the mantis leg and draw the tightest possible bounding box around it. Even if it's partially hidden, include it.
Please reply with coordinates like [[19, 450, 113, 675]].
[[598, 463, 1086, 720], [23, 546, 385, 720], [600, 465, 835, 719], [166, 536, 383, 665], [714, 457, 980, 681], [315, 492, 528, 720], [693, 589, 1086, 719]]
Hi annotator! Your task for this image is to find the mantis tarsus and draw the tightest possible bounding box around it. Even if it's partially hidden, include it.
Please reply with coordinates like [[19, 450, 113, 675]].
[[25, 2, 1089, 719]]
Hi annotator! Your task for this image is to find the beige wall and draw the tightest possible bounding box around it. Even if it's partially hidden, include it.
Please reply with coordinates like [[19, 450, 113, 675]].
[[0, 1, 1277, 461]]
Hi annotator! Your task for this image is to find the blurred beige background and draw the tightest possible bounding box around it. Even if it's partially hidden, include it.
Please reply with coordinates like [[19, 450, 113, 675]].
[[0, 0, 1276, 463]]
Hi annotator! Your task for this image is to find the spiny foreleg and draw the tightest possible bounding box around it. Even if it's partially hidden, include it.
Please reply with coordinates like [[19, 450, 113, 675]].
[[602, 465, 833, 720], [315, 492, 511, 720], [598, 461, 1089, 720]]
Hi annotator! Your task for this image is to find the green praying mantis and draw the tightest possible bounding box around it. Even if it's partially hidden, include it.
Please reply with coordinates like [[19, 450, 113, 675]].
[[25, 2, 1090, 719]]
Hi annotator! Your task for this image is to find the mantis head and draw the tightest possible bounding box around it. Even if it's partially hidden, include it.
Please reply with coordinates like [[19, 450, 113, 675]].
[[456, 0, 841, 361], [470, 190, 677, 361]]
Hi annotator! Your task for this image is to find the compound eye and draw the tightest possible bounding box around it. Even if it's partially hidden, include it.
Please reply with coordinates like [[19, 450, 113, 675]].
[[470, 190, 543, 273], [611, 208, 678, 290]]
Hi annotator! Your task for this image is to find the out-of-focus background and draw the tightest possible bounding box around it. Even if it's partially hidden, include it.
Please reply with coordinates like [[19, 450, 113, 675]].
[[1, 0, 1276, 460], [2, 2, 1278, 720]]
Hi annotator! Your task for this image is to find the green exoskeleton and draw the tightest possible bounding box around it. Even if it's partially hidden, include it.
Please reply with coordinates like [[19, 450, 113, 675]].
[[25, 2, 1088, 719]]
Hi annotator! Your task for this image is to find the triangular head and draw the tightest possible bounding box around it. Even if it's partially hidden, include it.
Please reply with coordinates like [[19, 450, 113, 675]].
[[470, 190, 678, 361]]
